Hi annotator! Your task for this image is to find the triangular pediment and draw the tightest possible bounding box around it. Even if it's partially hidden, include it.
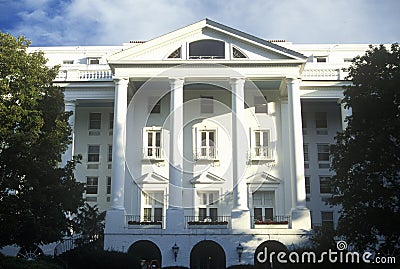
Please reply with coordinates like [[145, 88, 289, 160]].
[[108, 19, 306, 63], [135, 172, 168, 184], [190, 171, 225, 184], [247, 172, 281, 184]]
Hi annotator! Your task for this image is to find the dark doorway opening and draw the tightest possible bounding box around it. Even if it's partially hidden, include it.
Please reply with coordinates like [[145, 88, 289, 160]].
[[128, 240, 162, 269], [190, 240, 226, 269], [254, 240, 288, 269]]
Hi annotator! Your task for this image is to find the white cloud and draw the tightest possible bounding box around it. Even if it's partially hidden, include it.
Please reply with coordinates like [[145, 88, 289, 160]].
[[7, 0, 400, 46]]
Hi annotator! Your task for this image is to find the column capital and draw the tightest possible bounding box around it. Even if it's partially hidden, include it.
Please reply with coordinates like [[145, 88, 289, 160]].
[[229, 77, 246, 86], [168, 77, 185, 87], [113, 77, 129, 85]]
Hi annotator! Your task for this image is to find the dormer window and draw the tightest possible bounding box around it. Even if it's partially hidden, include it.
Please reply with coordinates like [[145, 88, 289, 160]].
[[189, 40, 225, 59], [87, 57, 100, 65], [168, 47, 181, 59]]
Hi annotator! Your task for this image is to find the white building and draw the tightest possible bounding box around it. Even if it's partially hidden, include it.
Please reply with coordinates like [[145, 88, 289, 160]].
[[30, 19, 373, 267]]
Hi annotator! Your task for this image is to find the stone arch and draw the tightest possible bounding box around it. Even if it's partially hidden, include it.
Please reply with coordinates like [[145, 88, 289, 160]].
[[254, 240, 288, 269], [128, 240, 162, 269]]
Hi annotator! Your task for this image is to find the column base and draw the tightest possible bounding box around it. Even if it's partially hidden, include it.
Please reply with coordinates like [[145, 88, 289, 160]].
[[166, 208, 185, 231], [105, 208, 126, 234], [231, 209, 251, 229], [290, 207, 311, 230]]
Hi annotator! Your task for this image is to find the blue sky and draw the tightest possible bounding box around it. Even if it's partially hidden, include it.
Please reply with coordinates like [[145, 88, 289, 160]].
[[1, 0, 399, 46]]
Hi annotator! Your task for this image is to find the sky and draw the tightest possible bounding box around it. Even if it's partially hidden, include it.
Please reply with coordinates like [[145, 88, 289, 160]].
[[0, 0, 399, 46]]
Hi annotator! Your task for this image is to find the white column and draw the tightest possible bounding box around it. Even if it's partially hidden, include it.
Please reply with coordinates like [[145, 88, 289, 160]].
[[61, 100, 76, 166], [340, 100, 352, 130], [230, 77, 248, 210], [110, 77, 128, 210], [230, 77, 250, 229], [168, 78, 184, 209], [287, 78, 311, 229], [166, 78, 185, 231]]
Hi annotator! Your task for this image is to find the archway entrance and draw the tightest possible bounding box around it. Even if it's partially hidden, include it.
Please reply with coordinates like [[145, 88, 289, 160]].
[[254, 240, 288, 269], [128, 240, 162, 269], [190, 240, 226, 269]]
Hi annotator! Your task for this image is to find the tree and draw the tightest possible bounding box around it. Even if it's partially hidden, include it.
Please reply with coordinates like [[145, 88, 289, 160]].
[[0, 32, 84, 248], [72, 203, 105, 244], [330, 44, 400, 252]]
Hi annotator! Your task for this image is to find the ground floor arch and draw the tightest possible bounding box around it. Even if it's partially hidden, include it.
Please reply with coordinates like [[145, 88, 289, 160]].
[[128, 240, 162, 269], [254, 240, 288, 269], [190, 240, 226, 269]]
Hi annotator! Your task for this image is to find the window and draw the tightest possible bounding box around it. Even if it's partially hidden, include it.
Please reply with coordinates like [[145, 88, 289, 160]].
[[109, 113, 114, 129], [317, 144, 330, 162], [86, 177, 98, 195], [143, 192, 163, 222], [251, 130, 271, 159], [189, 40, 225, 59], [302, 112, 307, 134], [200, 96, 214, 113], [316, 57, 327, 63], [87, 145, 100, 162], [254, 96, 268, 113], [252, 191, 275, 222], [107, 177, 111, 195], [198, 192, 219, 221], [305, 176, 311, 195], [232, 47, 247, 59], [319, 176, 332, 194], [144, 129, 162, 159], [87, 57, 100, 64], [321, 211, 334, 228], [89, 113, 101, 129], [303, 144, 309, 162], [108, 145, 112, 162], [168, 47, 181, 59], [344, 58, 353, 63], [195, 130, 217, 160], [148, 97, 161, 114], [63, 60, 74, 65], [315, 112, 327, 129]]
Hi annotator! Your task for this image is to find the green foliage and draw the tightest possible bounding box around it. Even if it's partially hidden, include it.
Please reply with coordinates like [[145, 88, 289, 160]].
[[330, 44, 400, 251], [72, 203, 105, 243], [0, 31, 84, 248], [59, 242, 138, 269]]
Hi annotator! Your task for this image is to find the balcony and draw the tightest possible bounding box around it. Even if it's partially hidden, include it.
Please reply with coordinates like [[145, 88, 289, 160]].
[[185, 215, 230, 229], [248, 146, 274, 161], [126, 215, 163, 228], [194, 146, 218, 161], [252, 215, 290, 229], [55, 67, 113, 82], [142, 147, 163, 161]]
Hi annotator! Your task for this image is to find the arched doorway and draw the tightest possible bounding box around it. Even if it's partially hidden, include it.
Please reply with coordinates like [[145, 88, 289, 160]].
[[254, 240, 288, 269], [128, 240, 162, 269], [190, 240, 226, 269]]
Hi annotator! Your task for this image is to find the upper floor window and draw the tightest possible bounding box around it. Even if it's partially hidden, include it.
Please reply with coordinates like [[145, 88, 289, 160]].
[[200, 96, 214, 113], [87, 145, 100, 163], [143, 191, 164, 222], [143, 128, 163, 160], [86, 177, 98, 195], [315, 57, 327, 63], [89, 112, 101, 129], [249, 130, 272, 161], [189, 40, 225, 59], [321, 211, 334, 228], [107, 177, 111, 195], [63, 60, 74, 65], [168, 47, 181, 59], [253, 191, 275, 222], [305, 176, 311, 195], [232, 47, 247, 59], [198, 191, 219, 221], [108, 145, 112, 162], [87, 57, 100, 65], [109, 113, 114, 129], [319, 176, 333, 194], [199, 130, 216, 160]]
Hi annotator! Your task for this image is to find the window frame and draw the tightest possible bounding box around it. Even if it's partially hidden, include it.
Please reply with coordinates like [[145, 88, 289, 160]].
[[86, 176, 98, 195], [89, 112, 102, 130], [195, 129, 217, 160], [87, 145, 100, 163], [197, 191, 219, 221], [143, 127, 163, 160], [142, 191, 164, 222], [319, 176, 332, 194], [252, 191, 275, 222]]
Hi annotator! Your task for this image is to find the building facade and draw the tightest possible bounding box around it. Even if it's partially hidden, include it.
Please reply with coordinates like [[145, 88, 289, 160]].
[[30, 19, 373, 267]]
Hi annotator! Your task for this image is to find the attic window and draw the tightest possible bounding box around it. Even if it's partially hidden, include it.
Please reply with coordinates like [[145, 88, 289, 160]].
[[189, 40, 225, 59], [232, 47, 247, 59], [168, 47, 181, 59]]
